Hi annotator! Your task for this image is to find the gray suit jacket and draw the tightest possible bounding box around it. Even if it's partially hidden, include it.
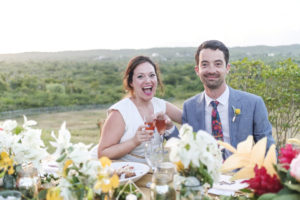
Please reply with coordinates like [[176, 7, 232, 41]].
[[181, 87, 275, 151]]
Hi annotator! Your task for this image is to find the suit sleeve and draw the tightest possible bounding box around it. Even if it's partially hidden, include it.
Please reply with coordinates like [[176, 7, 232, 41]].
[[253, 97, 275, 151], [165, 102, 188, 140], [182, 102, 188, 124]]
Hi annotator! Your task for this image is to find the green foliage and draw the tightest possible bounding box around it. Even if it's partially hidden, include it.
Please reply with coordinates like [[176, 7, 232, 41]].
[[0, 48, 299, 148], [220, 195, 253, 200], [112, 183, 142, 200], [46, 83, 65, 93], [228, 58, 300, 148]]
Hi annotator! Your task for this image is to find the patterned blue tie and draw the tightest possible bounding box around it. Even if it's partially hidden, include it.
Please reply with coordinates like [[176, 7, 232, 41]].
[[211, 101, 224, 141]]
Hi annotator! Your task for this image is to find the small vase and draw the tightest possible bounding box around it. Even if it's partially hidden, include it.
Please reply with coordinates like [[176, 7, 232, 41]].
[[3, 173, 17, 189], [179, 177, 204, 200], [17, 165, 39, 199]]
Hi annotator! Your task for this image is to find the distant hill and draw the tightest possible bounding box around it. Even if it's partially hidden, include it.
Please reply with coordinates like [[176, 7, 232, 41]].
[[0, 44, 299, 63], [0, 44, 299, 114]]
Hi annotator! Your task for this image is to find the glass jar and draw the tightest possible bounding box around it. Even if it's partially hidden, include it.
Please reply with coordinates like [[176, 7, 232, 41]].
[[150, 162, 176, 200], [16, 165, 39, 199], [0, 190, 22, 200], [3, 173, 16, 189], [179, 177, 203, 200]]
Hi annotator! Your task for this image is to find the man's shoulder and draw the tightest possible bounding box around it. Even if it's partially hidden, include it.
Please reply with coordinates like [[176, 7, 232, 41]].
[[230, 87, 262, 101], [183, 93, 203, 106]]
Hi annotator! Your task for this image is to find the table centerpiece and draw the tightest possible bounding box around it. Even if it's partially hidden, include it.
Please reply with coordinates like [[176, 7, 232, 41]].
[[165, 124, 223, 199]]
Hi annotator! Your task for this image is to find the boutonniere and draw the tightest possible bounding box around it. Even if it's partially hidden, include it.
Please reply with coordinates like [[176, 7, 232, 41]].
[[232, 106, 241, 122]]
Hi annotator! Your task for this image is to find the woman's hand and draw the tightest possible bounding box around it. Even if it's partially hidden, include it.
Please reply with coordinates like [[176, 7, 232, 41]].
[[133, 124, 153, 145], [155, 112, 174, 135]]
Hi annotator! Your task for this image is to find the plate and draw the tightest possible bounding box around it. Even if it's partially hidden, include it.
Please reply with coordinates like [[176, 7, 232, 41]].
[[111, 162, 150, 185]]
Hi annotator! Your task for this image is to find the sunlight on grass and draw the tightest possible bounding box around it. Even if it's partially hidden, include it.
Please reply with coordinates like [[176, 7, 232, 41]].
[[9, 108, 108, 153]]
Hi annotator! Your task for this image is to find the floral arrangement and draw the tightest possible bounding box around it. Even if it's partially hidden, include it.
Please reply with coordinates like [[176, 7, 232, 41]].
[[243, 139, 300, 200], [0, 116, 48, 189], [219, 137, 300, 200], [165, 124, 222, 197], [47, 122, 119, 200], [219, 136, 277, 180], [0, 117, 122, 200]]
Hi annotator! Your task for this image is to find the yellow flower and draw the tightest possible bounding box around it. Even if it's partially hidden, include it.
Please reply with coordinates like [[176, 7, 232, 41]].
[[99, 156, 111, 167], [175, 161, 184, 172], [235, 108, 241, 115], [63, 159, 73, 177], [218, 136, 277, 180], [110, 174, 119, 188], [0, 151, 15, 175], [287, 138, 300, 146], [46, 187, 63, 200], [232, 106, 241, 122], [94, 174, 119, 193]]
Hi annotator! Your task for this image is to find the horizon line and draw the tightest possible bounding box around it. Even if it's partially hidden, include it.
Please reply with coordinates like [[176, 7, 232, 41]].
[[1, 43, 300, 55]]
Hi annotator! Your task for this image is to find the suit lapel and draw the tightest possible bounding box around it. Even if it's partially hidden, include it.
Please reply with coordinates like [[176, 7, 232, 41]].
[[196, 92, 206, 131], [228, 87, 242, 147]]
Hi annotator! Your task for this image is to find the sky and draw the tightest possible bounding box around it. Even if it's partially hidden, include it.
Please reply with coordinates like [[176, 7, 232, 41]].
[[1, 0, 300, 54]]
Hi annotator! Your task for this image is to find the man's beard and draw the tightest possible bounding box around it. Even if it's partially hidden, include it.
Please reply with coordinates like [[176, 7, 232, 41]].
[[201, 74, 224, 89]]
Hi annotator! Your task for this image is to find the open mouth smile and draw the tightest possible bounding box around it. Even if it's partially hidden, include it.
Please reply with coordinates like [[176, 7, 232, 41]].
[[142, 86, 153, 95]]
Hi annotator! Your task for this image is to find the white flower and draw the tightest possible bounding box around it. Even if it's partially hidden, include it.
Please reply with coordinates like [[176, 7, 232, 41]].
[[0, 116, 50, 174], [179, 124, 194, 141], [22, 115, 37, 129], [290, 154, 300, 182], [166, 124, 222, 184], [80, 159, 102, 186], [58, 178, 75, 200], [0, 132, 21, 152], [68, 142, 93, 165], [1, 120, 17, 132], [50, 122, 72, 156]]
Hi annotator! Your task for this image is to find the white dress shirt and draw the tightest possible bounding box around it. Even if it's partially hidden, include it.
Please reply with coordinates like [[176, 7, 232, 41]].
[[204, 85, 230, 144]]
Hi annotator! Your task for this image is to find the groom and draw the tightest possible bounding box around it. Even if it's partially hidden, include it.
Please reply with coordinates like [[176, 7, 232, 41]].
[[182, 40, 275, 158]]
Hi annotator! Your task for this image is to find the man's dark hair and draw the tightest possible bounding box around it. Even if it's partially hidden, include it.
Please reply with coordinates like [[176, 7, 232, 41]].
[[195, 40, 229, 65]]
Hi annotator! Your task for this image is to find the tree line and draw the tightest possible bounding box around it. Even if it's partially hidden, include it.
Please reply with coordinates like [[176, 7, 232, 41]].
[[0, 49, 299, 148]]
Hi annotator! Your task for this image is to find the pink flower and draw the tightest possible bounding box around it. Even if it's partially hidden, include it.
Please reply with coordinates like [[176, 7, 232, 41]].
[[278, 144, 300, 170], [243, 165, 282, 196], [290, 154, 300, 182]]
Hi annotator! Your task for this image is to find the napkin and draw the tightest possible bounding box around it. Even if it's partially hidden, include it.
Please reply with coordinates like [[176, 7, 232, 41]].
[[208, 175, 248, 196]]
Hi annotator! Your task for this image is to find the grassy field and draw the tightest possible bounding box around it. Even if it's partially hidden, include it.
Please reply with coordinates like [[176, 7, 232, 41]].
[[4, 100, 184, 153], [9, 108, 108, 153]]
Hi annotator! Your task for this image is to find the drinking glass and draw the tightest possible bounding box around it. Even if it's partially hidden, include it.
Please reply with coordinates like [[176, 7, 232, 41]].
[[156, 115, 166, 135], [151, 162, 176, 200], [144, 115, 155, 137], [144, 139, 163, 171], [155, 114, 168, 158], [144, 115, 163, 171]]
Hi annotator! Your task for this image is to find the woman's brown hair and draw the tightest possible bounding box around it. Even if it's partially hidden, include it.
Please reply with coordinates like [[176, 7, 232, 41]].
[[123, 55, 164, 96]]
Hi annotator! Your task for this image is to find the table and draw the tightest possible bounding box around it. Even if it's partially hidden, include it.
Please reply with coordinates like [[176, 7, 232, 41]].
[[135, 173, 152, 199], [133, 171, 246, 200]]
